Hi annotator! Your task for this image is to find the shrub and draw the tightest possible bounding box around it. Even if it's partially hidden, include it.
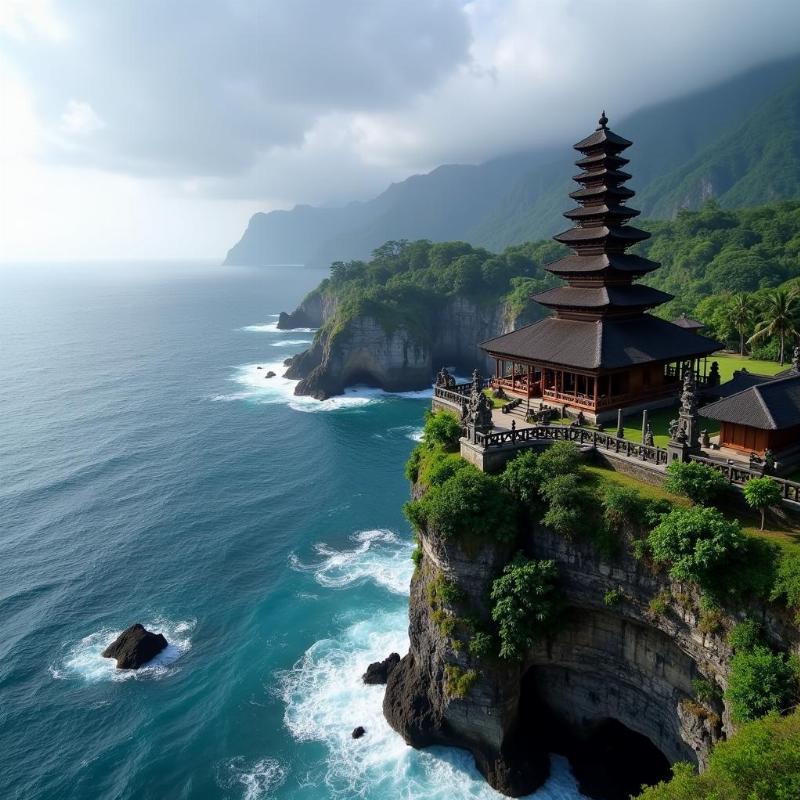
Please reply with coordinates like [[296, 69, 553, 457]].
[[427, 572, 464, 606], [647, 506, 748, 593], [743, 477, 783, 530], [540, 473, 595, 537], [771, 548, 800, 619], [490, 554, 561, 660], [664, 460, 730, 504], [691, 678, 720, 704], [635, 710, 800, 799], [501, 449, 540, 506], [405, 444, 423, 482], [411, 545, 423, 569], [535, 440, 583, 480], [444, 665, 478, 698], [698, 606, 724, 635], [422, 451, 469, 488], [725, 646, 798, 722], [468, 631, 494, 659], [728, 619, 762, 653], [649, 590, 671, 616], [422, 409, 462, 451], [603, 588, 623, 607], [404, 465, 517, 543], [602, 485, 646, 534]]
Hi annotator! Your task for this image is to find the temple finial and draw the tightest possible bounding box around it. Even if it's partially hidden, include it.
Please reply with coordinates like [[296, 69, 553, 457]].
[[598, 110, 608, 130]]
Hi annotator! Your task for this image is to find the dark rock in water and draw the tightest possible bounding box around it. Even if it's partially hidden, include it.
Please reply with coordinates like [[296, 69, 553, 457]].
[[265, 371, 276, 378], [256, 365, 263, 370], [102, 623, 168, 669], [283, 358, 293, 367], [352, 726, 366, 739], [363, 652, 400, 685]]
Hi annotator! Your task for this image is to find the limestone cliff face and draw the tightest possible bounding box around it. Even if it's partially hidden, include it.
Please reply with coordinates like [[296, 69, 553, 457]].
[[281, 295, 536, 399], [383, 492, 800, 798]]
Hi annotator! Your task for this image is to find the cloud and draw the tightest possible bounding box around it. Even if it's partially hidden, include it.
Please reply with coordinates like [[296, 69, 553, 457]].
[[5, 0, 471, 179], [1, 0, 800, 259]]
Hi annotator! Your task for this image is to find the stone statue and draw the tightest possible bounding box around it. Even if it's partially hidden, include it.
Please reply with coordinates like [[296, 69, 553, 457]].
[[576, 411, 586, 427], [644, 424, 654, 447], [701, 429, 710, 448], [793, 346, 800, 374], [435, 366, 451, 388], [708, 361, 720, 387], [676, 369, 700, 450], [668, 419, 678, 439], [764, 449, 775, 473], [471, 368, 483, 393]]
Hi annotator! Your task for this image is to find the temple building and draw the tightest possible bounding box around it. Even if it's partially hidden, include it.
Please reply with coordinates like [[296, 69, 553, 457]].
[[481, 113, 721, 422]]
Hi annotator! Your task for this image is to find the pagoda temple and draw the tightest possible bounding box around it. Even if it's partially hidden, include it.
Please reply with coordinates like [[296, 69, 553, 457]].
[[481, 113, 721, 422]]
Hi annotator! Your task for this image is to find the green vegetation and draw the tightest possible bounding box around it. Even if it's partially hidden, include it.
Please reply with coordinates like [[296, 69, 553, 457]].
[[490, 554, 561, 660], [540, 473, 594, 537], [427, 572, 464, 606], [499, 448, 541, 506], [770, 549, 800, 622], [635, 710, 800, 800], [468, 630, 494, 659], [691, 678, 720, 704], [664, 461, 730, 505], [603, 588, 623, 607], [648, 590, 671, 616], [647, 506, 776, 600], [728, 619, 763, 653], [705, 352, 785, 383], [744, 477, 783, 530], [726, 646, 798, 722], [444, 664, 478, 699], [746, 288, 800, 365]]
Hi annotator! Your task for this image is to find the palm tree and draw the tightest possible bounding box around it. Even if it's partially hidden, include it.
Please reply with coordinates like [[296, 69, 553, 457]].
[[747, 289, 800, 365], [726, 293, 753, 356]]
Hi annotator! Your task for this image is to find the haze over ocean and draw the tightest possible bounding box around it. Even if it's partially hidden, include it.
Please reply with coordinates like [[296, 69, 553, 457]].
[[0, 263, 584, 799]]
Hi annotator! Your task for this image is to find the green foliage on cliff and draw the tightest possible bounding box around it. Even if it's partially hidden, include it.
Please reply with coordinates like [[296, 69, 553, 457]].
[[444, 664, 478, 699], [490, 554, 561, 660], [636, 710, 800, 800], [771, 549, 800, 622], [663, 461, 730, 504], [405, 458, 517, 544], [728, 619, 763, 653], [540, 473, 595, 538], [647, 506, 777, 599], [726, 646, 799, 722], [316, 237, 560, 341], [421, 409, 462, 452], [405, 410, 463, 483]]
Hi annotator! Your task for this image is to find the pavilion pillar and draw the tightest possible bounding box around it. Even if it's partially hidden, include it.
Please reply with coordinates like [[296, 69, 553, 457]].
[[616, 408, 624, 439], [641, 409, 648, 444]]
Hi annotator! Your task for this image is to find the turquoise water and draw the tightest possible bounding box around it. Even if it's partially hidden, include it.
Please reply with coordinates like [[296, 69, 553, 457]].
[[0, 262, 584, 800]]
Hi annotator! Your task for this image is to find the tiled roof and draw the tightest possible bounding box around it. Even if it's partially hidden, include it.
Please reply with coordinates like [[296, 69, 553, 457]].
[[481, 315, 720, 370], [704, 369, 774, 400], [700, 373, 800, 430], [534, 285, 673, 310]]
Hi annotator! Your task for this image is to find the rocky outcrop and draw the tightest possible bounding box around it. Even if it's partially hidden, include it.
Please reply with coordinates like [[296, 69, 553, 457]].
[[281, 295, 538, 399], [276, 289, 337, 330], [363, 653, 400, 685], [102, 623, 168, 669], [383, 494, 800, 798]]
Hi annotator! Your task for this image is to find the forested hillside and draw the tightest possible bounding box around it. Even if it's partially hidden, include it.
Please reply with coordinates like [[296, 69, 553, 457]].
[[226, 57, 800, 267], [296, 199, 800, 364]]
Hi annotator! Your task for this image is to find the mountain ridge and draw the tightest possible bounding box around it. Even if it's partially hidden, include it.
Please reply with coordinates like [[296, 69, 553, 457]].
[[225, 56, 800, 267]]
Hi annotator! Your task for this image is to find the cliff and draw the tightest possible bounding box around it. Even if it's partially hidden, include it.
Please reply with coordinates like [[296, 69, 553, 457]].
[[283, 295, 535, 399], [384, 467, 800, 798]]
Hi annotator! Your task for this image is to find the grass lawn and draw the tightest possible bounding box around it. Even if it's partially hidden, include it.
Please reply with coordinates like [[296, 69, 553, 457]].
[[586, 463, 800, 550], [483, 388, 506, 409], [711, 352, 784, 382]]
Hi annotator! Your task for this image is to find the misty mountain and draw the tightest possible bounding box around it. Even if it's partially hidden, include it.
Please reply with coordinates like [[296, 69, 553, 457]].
[[225, 56, 800, 267]]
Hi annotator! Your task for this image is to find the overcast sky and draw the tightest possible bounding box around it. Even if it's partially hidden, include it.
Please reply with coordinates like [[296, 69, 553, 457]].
[[1, 0, 799, 261]]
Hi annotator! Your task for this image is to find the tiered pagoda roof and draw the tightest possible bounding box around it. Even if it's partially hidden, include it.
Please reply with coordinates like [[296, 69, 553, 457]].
[[482, 113, 720, 369]]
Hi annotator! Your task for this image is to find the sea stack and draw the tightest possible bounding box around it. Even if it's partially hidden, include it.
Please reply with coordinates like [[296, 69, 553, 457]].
[[102, 623, 168, 669]]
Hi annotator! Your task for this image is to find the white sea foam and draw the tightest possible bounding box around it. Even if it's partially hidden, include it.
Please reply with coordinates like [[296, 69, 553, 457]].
[[382, 425, 424, 442], [279, 607, 587, 799], [270, 339, 312, 347], [240, 322, 317, 333], [50, 617, 195, 683], [212, 362, 435, 413], [289, 529, 413, 596], [216, 757, 287, 800]]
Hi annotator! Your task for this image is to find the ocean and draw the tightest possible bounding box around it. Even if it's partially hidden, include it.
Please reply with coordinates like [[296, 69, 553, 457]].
[[0, 261, 585, 800]]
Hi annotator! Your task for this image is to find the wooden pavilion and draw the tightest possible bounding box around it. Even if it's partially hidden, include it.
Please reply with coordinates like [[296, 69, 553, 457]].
[[700, 373, 800, 458], [481, 113, 720, 422]]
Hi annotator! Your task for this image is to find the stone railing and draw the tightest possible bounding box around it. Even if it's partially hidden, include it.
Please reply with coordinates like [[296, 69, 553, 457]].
[[433, 382, 472, 408], [474, 425, 668, 466], [690, 454, 800, 502]]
